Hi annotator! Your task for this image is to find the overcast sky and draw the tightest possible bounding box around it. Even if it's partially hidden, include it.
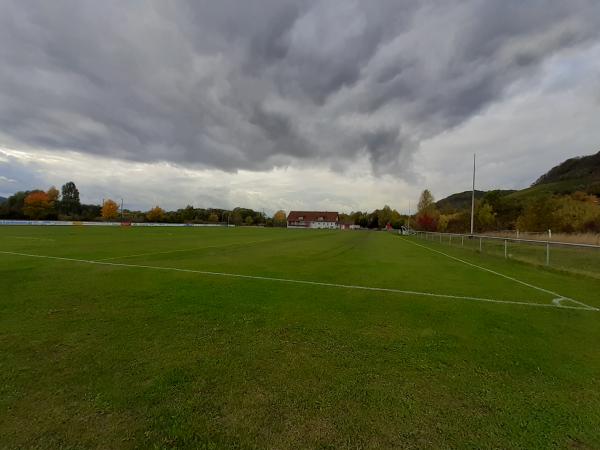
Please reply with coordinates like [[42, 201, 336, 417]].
[[1, 1, 600, 213]]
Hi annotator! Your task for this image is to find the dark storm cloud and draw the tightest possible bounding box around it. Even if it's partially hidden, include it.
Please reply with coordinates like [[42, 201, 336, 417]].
[[249, 105, 315, 159], [361, 127, 417, 173], [1, 0, 599, 175]]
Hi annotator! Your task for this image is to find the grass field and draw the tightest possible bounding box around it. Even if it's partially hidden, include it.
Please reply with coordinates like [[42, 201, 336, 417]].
[[417, 232, 600, 279], [1, 226, 600, 449]]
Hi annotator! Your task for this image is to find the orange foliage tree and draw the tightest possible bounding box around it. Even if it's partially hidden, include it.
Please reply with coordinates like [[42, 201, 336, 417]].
[[101, 199, 119, 221], [272, 210, 287, 227], [47, 186, 60, 204], [146, 206, 165, 222], [23, 191, 52, 219]]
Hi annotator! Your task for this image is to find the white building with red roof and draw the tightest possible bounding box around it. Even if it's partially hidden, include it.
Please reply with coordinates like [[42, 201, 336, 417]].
[[287, 211, 339, 229]]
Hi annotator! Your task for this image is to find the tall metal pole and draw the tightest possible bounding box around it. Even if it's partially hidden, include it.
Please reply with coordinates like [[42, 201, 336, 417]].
[[470, 153, 476, 235], [120, 198, 124, 222]]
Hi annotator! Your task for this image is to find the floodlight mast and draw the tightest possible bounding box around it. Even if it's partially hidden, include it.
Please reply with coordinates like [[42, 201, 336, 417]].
[[470, 154, 476, 235]]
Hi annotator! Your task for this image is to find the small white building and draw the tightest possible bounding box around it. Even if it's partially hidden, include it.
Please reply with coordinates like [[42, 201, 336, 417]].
[[287, 211, 339, 229], [339, 221, 360, 230]]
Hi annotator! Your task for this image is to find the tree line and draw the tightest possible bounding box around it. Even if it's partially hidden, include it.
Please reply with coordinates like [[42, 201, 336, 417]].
[[0, 182, 288, 226], [412, 189, 600, 233], [0, 181, 411, 229], [7, 181, 596, 233], [0, 182, 101, 221]]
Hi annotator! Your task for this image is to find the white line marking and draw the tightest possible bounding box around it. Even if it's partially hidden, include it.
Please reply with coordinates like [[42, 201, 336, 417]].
[[1, 250, 597, 312], [403, 237, 597, 311]]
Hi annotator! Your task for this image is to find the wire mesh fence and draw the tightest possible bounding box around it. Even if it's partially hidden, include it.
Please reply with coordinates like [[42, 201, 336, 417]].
[[412, 231, 600, 278]]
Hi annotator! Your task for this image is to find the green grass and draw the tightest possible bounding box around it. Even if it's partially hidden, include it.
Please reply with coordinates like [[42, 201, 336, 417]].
[[1, 226, 600, 449], [425, 232, 600, 279]]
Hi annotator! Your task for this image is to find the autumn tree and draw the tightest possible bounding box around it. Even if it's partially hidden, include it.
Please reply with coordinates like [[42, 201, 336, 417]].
[[437, 214, 450, 232], [418, 190, 435, 213], [444, 211, 470, 233], [416, 213, 437, 231], [517, 195, 563, 232], [23, 191, 52, 219], [47, 186, 60, 204], [273, 210, 287, 227], [416, 189, 439, 231], [245, 215, 253, 225], [101, 199, 119, 221], [208, 213, 219, 223], [476, 202, 496, 231], [146, 206, 165, 222], [550, 194, 599, 232]]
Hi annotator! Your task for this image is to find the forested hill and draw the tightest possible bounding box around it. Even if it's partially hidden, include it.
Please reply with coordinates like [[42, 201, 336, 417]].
[[533, 150, 600, 186], [436, 150, 600, 210], [435, 190, 486, 213], [0, 196, 7, 204]]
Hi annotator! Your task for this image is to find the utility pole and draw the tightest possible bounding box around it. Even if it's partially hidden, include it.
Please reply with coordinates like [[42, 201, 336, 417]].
[[407, 201, 411, 232], [120, 198, 124, 222], [470, 154, 476, 235]]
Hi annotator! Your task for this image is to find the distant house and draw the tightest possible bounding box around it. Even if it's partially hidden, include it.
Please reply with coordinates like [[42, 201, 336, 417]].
[[287, 211, 339, 229]]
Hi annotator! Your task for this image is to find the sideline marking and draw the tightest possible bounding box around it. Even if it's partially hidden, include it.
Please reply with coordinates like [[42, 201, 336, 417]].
[[1, 250, 597, 312], [402, 237, 596, 311]]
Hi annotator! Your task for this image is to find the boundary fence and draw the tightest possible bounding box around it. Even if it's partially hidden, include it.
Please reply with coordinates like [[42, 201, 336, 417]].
[[412, 231, 600, 278]]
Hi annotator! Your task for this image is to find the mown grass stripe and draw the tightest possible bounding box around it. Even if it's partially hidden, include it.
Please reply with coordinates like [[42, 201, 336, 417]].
[[1, 250, 596, 312]]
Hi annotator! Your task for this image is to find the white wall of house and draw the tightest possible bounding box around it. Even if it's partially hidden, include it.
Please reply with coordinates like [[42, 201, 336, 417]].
[[309, 221, 337, 229]]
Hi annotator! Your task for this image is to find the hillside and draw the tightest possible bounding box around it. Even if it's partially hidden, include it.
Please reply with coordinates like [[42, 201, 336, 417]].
[[507, 150, 600, 200], [436, 190, 516, 213], [533, 150, 600, 186], [436, 150, 600, 208], [0, 196, 6, 204], [435, 190, 486, 213]]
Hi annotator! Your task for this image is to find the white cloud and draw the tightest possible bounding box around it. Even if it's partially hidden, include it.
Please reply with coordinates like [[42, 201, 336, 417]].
[[0, 146, 416, 213]]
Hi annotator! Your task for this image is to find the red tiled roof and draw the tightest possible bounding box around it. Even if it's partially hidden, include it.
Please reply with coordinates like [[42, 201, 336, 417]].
[[287, 211, 339, 222]]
